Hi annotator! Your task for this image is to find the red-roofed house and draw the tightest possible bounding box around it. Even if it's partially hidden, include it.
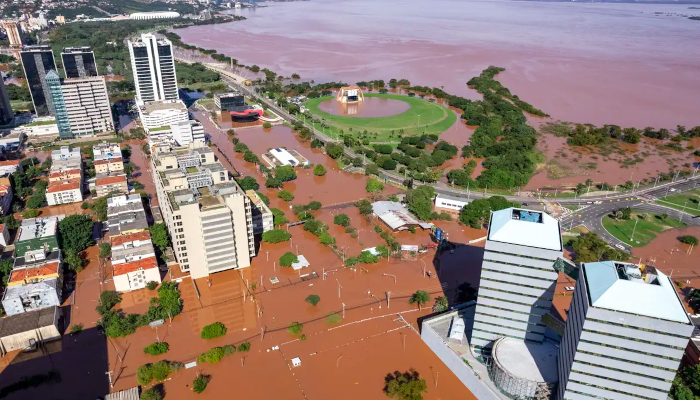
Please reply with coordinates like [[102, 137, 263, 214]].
[[110, 230, 151, 248], [0, 160, 21, 175], [49, 168, 81, 183], [94, 174, 128, 197], [112, 256, 160, 292], [47, 179, 83, 206]]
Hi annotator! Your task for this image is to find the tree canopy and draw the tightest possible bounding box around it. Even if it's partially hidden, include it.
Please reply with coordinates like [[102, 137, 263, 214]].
[[58, 214, 95, 256], [384, 370, 428, 400]]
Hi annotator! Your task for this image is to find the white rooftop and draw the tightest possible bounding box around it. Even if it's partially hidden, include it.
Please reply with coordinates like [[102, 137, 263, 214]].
[[18, 216, 62, 241], [493, 338, 559, 383], [583, 261, 689, 324], [270, 148, 300, 167], [291, 255, 310, 271], [487, 208, 562, 251]]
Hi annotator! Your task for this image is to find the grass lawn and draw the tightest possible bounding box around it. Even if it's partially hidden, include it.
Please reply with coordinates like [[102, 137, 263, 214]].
[[305, 93, 457, 142], [565, 205, 580, 211], [656, 188, 700, 216], [602, 212, 687, 247]]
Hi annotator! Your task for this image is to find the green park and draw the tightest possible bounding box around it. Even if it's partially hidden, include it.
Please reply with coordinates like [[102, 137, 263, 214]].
[[602, 212, 686, 247], [304, 93, 457, 142], [656, 188, 700, 216]]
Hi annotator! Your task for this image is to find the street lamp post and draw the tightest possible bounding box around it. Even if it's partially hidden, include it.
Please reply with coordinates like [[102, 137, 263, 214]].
[[630, 218, 639, 243]]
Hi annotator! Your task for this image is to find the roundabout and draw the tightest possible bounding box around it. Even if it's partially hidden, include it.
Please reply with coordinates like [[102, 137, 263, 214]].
[[305, 93, 457, 142]]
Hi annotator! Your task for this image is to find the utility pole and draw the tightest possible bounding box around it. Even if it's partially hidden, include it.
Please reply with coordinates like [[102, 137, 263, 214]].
[[337, 354, 343, 368], [106, 371, 114, 389], [630, 218, 639, 243], [403, 333, 406, 351], [387, 291, 391, 308], [435, 371, 439, 389], [342, 302, 346, 318], [336, 279, 342, 298]]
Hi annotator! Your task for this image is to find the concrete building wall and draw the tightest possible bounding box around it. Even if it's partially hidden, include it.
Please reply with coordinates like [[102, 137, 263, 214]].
[[0, 324, 60, 352], [47, 187, 82, 206], [472, 240, 560, 352], [95, 180, 128, 197], [556, 273, 692, 400], [113, 268, 161, 292], [61, 76, 113, 137]]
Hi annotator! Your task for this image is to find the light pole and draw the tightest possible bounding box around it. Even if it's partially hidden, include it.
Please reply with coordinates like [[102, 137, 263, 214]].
[[630, 218, 639, 243]]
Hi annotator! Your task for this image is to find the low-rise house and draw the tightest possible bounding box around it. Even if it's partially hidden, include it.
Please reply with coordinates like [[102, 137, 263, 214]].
[[47, 179, 83, 205], [434, 193, 469, 213], [2, 256, 62, 316], [93, 142, 124, 174], [107, 195, 148, 237], [0, 306, 61, 353], [113, 256, 160, 292], [49, 168, 81, 182], [371, 201, 433, 232], [246, 190, 273, 235], [94, 174, 128, 197], [50, 146, 81, 172]]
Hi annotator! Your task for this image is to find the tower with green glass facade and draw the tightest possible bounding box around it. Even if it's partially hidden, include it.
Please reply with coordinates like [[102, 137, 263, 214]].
[[45, 70, 72, 140]]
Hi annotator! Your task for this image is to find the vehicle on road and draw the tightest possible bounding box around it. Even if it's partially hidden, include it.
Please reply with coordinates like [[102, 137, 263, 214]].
[[615, 244, 626, 250], [565, 287, 575, 291]]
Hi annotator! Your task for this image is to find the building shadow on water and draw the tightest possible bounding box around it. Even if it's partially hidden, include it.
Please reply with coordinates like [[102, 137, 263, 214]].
[[431, 241, 484, 307], [0, 324, 110, 400]]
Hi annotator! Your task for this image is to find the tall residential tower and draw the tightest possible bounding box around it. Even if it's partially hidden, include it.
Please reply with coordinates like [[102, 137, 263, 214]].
[[20, 45, 56, 117], [0, 78, 13, 125], [128, 33, 178, 103], [556, 261, 693, 400], [471, 208, 562, 354], [61, 47, 99, 78]]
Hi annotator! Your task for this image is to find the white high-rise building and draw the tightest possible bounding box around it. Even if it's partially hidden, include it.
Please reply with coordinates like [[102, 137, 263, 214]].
[[556, 261, 693, 400], [151, 142, 255, 279], [471, 208, 562, 354], [171, 120, 205, 146], [128, 33, 178, 103]]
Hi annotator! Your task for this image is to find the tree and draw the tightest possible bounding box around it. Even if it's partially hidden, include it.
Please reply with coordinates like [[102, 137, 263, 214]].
[[275, 166, 297, 182], [256, 191, 270, 205], [149, 223, 170, 252], [432, 296, 448, 312], [366, 178, 384, 193], [262, 229, 291, 243], [143, 342, 169, 356], [318, 232, 336, 245], [384, 370, 428, 400], [334, 213, 350, 227], [201, 322, 227, 339], [243, 151, 259, 164], [234, 142, 249, 153], [99, 243, 111, 259], [405, 186, 434, 221], [620, 207, 632, 220], [198, 347, 225, 364], [271, 208, 289, 226], [237, 176, 259, 191], [305, 294, 320, 306], [238, 342, 251, 352], [288, 321, 303, 335], [680, 235, 699, 246], [147, 281, 159, 290], [409, 290, 431, 310], [140, 387, 164, 400], [280, 252, 298, 267], [193, 374, 211, 393], [26, 191, 46, 209], [124, 161, 136, 176], [313, 164, 327, 176], [58, 215, 94, 256], [355, 199, 373, 215], [326, 143, 344, 159], [278, 190, 294, 201], [266, 177, 283, 188], [22, 209, 40, 218], [357, 250, 379, 264], [263, 121, 272, 129]]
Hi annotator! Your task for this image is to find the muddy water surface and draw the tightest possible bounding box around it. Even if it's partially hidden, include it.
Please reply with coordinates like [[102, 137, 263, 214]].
[[175, 0, 700, 128], [317, 97, 411, 117]]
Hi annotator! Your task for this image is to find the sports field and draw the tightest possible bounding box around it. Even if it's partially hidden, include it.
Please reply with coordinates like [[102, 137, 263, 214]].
[[305, 93, 457, 142]]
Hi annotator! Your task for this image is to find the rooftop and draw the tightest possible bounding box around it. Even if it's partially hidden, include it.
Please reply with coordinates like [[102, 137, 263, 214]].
[[487, 208, 562, 251], [47, 179, 81, 193], [582, 261, 689, 324], [493, 338, 559, 384], [0, 306, 57, 337], [113, 256, 158, 276], [0, 160, 20, 167], [372, 201, 433, 230], [18, 216, 59, 242], [142, 100, 187, 114], [111, 230, 151, 247], [8, 261, 60, 284], [96, 175, 127, 186], [435, 193, 470, 203]]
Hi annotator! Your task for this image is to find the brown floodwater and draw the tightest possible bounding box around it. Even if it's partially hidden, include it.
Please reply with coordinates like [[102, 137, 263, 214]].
[[317, 97, 411, 118], [175, 0, 700, 129]]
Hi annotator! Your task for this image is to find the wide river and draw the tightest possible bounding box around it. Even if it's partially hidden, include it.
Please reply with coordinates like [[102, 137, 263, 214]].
[[175, 0, 700, 128]]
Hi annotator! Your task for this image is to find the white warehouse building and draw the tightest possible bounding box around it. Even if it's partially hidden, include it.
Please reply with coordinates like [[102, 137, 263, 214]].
[[471, 208, 562, 353], [130, 11, 181, 20], [556, 261, 693, 400]]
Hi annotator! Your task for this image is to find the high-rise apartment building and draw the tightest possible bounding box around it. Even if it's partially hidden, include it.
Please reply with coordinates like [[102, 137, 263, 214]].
[[0, 78, 13, 126], [20, 45, 56, 117], [471, 208, 562, 354], [61, 47, 99, 78], [128, 33, 178, 103], [151, 142, 255, 279], [556, 261, 693, 400], [171, 120, 205, 146], [1, 21, 22, 48], [46, 71, 114, 139], [137, 100, 189, 143]]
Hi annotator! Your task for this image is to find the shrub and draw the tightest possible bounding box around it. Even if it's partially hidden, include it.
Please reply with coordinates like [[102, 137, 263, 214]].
[[366, 178, 384, 193], [300, 334, 307, 341], [223, 344, 237, 355], [307, 201, 322, 210], [374, 225, 383, 233], [238, 341, 251, 352], [334, 213, 350, 227], [277, 190, 294, 201], [680, 235, 699, 246], [22, 209, 41, 218], [318, 232, 336, 245], [279, 252, 298, 267], [357, 250, 379, 264], [313, 164, 327, 176], [81, 202, 90, 210], [136, 361, 183, 385], [288, 321, 303, 335], [262, 229, 291, 243], [263, 122, 272, 129], [144, 342, 170, 356], [140, 387, 164, 400], [345, 257, 358, 266], [327, 313, 342, 324], [146, 281, 159, 290], [271, 208, 289, 226], [201, 322, 227, 339], [198, 347, 225, 364], [266, 177, 283, 188], [305, 294, 321, 306], [70, 323, 83, 334], [193, 374, 211, 394]]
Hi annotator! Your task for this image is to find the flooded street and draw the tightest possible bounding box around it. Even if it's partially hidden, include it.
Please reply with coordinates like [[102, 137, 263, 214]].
[[175, 0, 700, 129]]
